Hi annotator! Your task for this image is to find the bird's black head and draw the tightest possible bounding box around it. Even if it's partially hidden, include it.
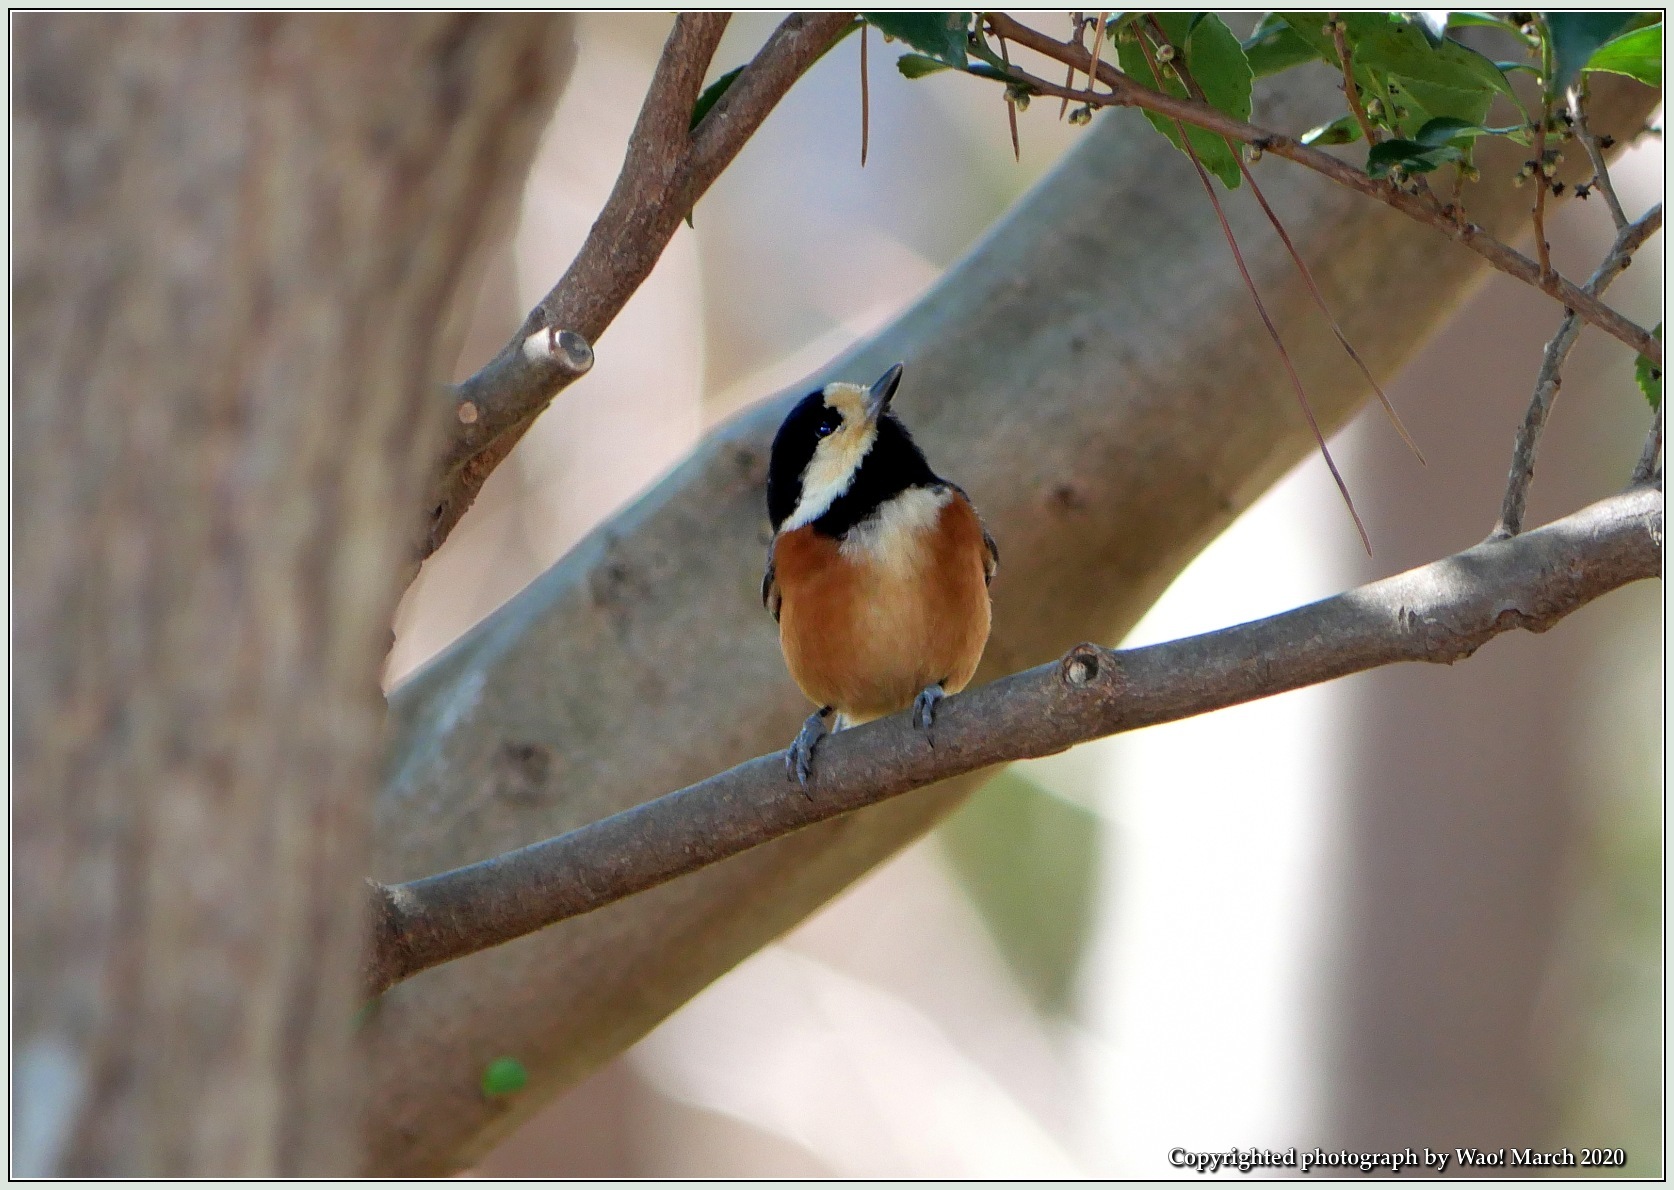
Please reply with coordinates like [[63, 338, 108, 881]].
[[766, 362, 939, 536]]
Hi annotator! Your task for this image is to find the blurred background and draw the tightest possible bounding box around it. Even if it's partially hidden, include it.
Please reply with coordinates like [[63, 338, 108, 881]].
[[384, 13, 1663, 1177]]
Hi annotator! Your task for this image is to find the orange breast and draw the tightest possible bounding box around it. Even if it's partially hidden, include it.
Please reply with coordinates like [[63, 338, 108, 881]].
[[775, 488, 992, 724]]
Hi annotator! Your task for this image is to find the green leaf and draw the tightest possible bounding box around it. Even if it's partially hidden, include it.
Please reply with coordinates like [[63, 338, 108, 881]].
[[1104, 13, 1147, 42], [1273, 13, 1506, 139], [1413, 115, 1490, 146], [1636, 324, 1662, 410], [1447, 11, 1525, 33], [689, 65, 744, 132], [1243, 14, 1321, 78], [1274, 11, 1405, 65], [1411, 10, 1449, 46], [1389, 75, 1494, 128], [1365, 136, 1462, 177], [864, 12, 971, 67], [939, 771, 1101, 1015], [896, 52, 953, 79], [1354, 19, 1515, 96], [480, 1056, 528, 1098], [1302, 112, 1364, 145], [1547, 13, 1638, 94], [1117, 12, 1252, 189], [1584, 22, 1662, 87], [1272, 13, 1444, 138]]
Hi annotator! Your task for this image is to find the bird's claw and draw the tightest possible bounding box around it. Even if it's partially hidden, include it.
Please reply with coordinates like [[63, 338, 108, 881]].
[[786, 707, 831, 794], [912, 683, 946, 740]]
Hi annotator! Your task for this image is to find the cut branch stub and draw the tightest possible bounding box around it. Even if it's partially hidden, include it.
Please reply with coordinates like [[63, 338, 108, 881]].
[[416, 12, 856, 565]]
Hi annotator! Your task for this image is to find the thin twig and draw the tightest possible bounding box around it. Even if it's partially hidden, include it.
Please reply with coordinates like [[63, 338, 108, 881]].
[[1531, 15, 1556, 280], [1060, 12, 1087, 119], [425, 13, 857, 561], [1494, 202, 1663, 537], [1631, 405, 1662, 487], [1155, 18, 1424, 466], [981, 14, 1662, 370], [1136, 25, 1370, 554], [1572, 83, 1629, 230], [1532, 108, 1553, 281], [993, 23, 1020, 162], [860, 19, 869, 167], [1329, 14, 1381, 146], [1084, 11, 1108, 99], [363, 488, 1663, 996]]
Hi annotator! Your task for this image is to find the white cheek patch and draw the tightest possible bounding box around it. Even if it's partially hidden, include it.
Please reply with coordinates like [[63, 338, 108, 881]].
[[839, 484, 952, 569], [784, 422, 877, 530]]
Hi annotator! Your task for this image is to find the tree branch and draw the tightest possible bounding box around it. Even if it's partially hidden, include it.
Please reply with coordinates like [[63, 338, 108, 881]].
[[423, 12, 857, 559], [1573, 83, 1630, 230], [361, 67, 1660, 1173], [1494, 202, 1662, 537], [982, 14, 1662, 369], [364, 487, 1662, 997], [1632, 405, 1663, 487], [1329, 14, 1381, 147]]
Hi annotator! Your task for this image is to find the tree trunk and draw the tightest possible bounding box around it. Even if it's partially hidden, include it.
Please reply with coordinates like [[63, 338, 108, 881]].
[[361, 63, 1659, 1173], [11, 14, 571, 1174]]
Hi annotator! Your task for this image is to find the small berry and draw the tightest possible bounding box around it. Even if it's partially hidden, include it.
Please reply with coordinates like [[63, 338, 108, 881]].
[[1155, 43, 1176, 63]]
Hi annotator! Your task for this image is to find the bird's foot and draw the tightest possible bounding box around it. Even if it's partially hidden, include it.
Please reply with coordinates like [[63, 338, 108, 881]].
[[786, 706, 832, 794], [912, 683, 946, 742]]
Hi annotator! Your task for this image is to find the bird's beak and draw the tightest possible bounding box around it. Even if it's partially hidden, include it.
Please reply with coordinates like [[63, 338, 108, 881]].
[[864, 362, 904, 423]]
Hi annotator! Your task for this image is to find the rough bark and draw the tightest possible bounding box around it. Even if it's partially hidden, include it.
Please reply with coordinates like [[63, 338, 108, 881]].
[[361, 67, 1659, 1172], [11, 13, 571, 1174]]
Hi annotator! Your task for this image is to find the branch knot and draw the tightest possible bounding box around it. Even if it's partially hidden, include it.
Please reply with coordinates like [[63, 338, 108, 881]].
[[1060, 642, 1106, 688]]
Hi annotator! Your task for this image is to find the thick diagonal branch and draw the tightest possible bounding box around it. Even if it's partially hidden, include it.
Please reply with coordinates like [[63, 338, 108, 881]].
[[1494, 202, 1662, 537], [983, 14, 1661, 369], [425, 12, 857, 558], [364, 487, 1662, 997]]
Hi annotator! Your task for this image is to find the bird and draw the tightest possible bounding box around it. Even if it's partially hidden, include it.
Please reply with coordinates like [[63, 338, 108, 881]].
[[762, 361, 997, 788]]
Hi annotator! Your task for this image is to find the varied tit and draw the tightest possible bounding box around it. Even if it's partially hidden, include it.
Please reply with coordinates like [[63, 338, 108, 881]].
[[763, 362, 998, 788]]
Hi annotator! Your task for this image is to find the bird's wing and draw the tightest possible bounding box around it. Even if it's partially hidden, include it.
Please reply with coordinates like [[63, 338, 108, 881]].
[[945, 482, 999, 587], [761, 540, 782, 622]]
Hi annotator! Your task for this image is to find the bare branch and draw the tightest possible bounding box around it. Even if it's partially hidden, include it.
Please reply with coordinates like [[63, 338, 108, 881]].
[[1328, 14, 1380, 147], [1572, 84, 1630, 231], [1059, 12, 1088, 119], [1531, 110, 1554, 280], [1631, 405, 1663, 488], [363, 487, 1662, 997], [1494, 202, 1663, 537], [982, 14, 1663, 370], [859, 19, 869, 167], [423, 12, 858, 559]]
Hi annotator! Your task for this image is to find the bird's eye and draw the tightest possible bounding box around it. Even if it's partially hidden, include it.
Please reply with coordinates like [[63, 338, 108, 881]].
[[815, 411, 842, 438]]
